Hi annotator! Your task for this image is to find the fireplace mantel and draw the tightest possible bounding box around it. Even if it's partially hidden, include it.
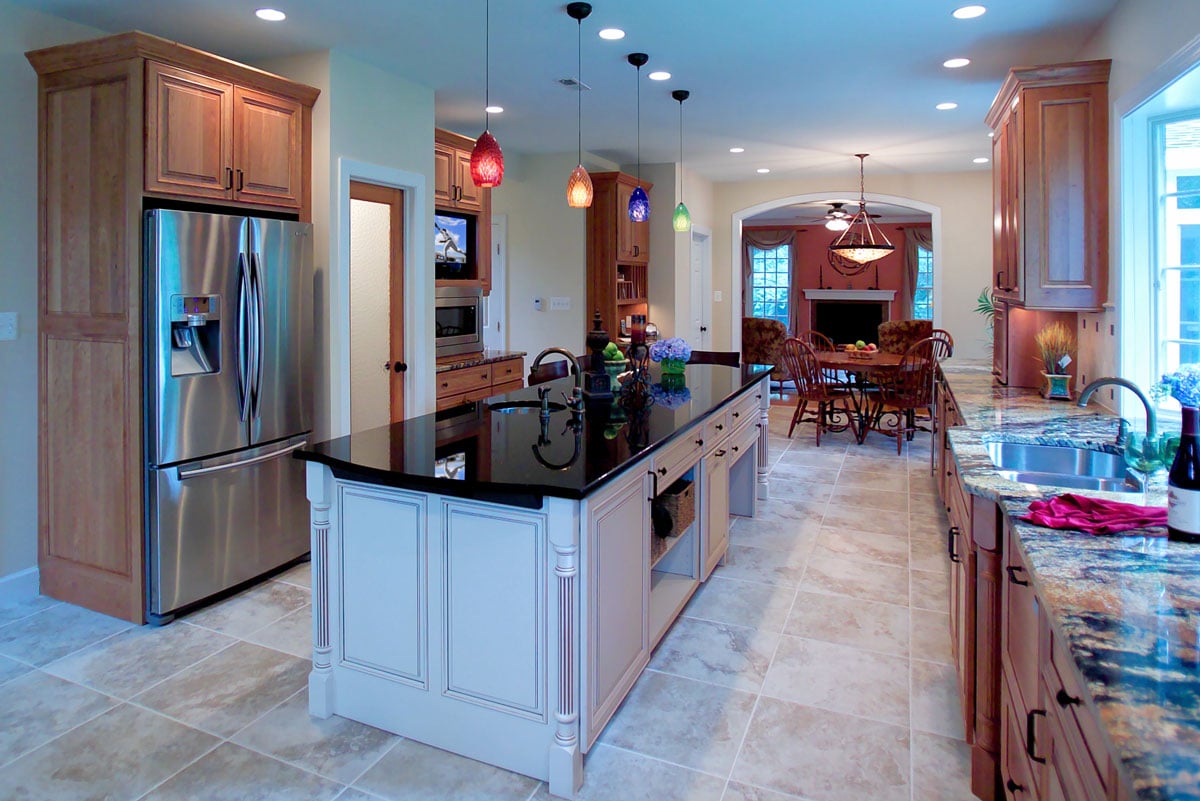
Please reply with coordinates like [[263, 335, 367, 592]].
[[803, 289, 896, 301]]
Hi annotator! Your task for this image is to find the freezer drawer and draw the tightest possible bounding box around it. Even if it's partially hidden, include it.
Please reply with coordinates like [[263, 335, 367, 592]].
[[147, 435, 310, 618]]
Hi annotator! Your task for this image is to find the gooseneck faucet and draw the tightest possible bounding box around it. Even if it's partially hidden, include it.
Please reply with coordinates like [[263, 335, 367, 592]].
[[530, 347, 584, 412], [1077, 377, 1157, 437]]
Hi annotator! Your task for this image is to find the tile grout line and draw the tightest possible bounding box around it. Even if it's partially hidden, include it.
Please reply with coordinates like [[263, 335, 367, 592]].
[[0, 678, 121, 773]]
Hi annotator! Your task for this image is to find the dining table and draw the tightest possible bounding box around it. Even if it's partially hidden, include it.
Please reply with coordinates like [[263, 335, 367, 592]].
[[815, 350, 905, 445]]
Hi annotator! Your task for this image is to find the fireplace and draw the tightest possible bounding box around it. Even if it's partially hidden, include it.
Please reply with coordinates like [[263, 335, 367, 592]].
[[812, 301, 887, 345]]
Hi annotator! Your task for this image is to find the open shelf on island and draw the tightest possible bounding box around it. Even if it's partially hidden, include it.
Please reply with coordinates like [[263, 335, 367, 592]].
[[650, 520, 692, 570], [650, 569, 698, 648]]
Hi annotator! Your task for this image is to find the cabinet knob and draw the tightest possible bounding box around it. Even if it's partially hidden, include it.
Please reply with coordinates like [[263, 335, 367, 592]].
[[695, 439, 704, 447], [657, 467, 668, 476], [732, 411, 740, 418], [731, 445, 739, 453], [715, 424, 724, 431], [1055, 688, 1081, 707]]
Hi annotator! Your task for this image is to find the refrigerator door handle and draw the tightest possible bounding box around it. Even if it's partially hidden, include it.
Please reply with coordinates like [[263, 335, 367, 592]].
[[177, 438, 308, 480], [236, 252, 251, 421], [249, 251, 265, 420]]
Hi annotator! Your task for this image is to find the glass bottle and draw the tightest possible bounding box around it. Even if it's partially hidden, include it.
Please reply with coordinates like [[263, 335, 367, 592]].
[[1168, 406, 1200, 542]]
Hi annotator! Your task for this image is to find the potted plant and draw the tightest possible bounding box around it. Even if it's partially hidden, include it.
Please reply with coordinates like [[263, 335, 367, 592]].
[[649, 337, 692, 376], [1033, 321, 1076, 400]]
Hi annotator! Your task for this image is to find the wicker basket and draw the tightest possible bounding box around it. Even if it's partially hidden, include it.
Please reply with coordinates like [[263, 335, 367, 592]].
[[651, 478, 695, 561]]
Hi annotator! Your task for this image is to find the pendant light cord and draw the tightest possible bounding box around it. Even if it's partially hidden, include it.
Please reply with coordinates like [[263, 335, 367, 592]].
[[678, 100, 684, 198], [576, 17, 582, 164], [636, 65, 641, 183], [484, 0, 490, 130]]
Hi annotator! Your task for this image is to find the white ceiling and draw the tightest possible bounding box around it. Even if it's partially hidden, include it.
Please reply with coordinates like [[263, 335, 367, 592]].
[[14, 0, 1119, 182]]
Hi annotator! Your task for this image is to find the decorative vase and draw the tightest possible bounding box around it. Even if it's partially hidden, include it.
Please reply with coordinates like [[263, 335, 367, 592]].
[[1041, 372, 1073, 400], [660, 372, 687, 392], [604, 359, 627, 392], [660, 358, 687, 376]]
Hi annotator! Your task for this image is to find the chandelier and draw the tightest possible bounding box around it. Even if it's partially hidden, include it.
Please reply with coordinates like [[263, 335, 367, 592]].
[[827, 154, 894, 268]]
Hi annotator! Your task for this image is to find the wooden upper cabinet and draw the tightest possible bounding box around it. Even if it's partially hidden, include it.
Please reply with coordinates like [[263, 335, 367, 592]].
[[615, 178, 650, 263], [434, 142, 455, 207], [986, 60, 1109, 311], [455, 149, 483, 211], [145, 62, 232, 200], [233, 85, 303, 208], [434, 130, 483, 213]]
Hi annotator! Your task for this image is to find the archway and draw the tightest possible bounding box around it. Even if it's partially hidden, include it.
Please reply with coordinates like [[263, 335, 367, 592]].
[[729, 192, 943, 353]]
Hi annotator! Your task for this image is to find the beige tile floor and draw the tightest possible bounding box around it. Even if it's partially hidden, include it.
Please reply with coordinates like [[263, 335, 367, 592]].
[[0, 404, 971, 801]]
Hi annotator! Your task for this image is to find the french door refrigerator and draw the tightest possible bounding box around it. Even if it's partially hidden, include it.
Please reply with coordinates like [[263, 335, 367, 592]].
[[145, 209, 312, 623]]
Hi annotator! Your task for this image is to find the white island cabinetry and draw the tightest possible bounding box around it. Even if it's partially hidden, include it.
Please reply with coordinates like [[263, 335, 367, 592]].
[[301, 369, 769, 798]]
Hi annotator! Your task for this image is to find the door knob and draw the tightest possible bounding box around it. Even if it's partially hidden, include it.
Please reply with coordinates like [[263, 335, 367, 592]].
[[389, 361, 408, 373]]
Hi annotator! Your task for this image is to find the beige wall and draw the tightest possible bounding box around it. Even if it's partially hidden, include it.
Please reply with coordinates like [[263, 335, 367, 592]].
[[0, 3, 105, 596], [710, 170, 994, 360], [491, 151, 617, 367], [1073, 1, 1200, 391]]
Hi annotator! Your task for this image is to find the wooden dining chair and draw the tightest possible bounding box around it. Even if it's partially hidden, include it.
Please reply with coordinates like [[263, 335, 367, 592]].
[[795, 329, 845, 387], [873, 337, 939, 453], [780, 338, 856, 446], [687, 350, 740, 367], [528, 359, 571, 386]]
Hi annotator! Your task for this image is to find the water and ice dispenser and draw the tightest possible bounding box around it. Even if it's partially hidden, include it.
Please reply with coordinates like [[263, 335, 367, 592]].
[[169, 295, 221, 376]]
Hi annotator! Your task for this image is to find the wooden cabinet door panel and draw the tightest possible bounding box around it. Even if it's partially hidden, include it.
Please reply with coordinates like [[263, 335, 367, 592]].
[[1021, 83, 1106, 309], [615, 181, 637, 262], [583, 468, 651, 748], [1001, 682, 1037, 800], [233, 86, 302, 208], [703, 449, 730, 579], [434, 143, 455, 207], [455, 149, 483, 211], [992, 302, 1009, 384], [1001, 523, 1040, 727], [145, 62, 232, 200]]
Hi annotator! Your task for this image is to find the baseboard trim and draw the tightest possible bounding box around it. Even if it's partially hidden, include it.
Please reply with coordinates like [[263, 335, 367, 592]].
[[0, 567, 40, 606]]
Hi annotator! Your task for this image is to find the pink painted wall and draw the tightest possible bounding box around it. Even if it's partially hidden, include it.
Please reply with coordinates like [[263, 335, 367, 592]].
[[746, 222, 928, 333]]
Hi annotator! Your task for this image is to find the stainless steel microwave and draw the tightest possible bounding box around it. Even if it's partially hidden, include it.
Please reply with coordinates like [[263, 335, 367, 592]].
[[435, 286, 483, 356]]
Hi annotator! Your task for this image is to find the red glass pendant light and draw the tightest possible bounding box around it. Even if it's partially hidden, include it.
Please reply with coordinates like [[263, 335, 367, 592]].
[[470, 0, 504, 188]]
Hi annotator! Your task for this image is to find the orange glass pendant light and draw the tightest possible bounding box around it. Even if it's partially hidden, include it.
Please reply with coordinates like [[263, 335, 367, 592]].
[[565, 2, 593, 208], [469, 0, 504, 187]]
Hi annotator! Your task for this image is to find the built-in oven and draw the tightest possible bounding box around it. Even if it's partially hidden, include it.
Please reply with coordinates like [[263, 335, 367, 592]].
[[435, 286, 483, 356]]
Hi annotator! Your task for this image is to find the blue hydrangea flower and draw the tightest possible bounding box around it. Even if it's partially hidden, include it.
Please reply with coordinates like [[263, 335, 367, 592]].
[[649, 383, 691, 409], [649, 337, 692, 363], [1156, 365, 1200, 408]]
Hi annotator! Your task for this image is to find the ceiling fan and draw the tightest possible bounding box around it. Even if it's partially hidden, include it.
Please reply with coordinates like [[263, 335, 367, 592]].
[[798, 202, 877, 231]]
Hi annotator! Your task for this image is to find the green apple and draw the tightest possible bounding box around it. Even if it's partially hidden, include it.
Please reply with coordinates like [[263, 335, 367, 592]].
[[855, 339, 867, 349]]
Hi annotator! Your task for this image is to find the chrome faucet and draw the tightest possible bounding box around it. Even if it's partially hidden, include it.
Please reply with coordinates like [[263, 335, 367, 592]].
[[531, 347, 584, 412], [1077, 377, 1157, 436]]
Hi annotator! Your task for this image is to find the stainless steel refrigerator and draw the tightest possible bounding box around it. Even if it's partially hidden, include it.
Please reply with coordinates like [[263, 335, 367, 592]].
[[145, 209, 312, 623]]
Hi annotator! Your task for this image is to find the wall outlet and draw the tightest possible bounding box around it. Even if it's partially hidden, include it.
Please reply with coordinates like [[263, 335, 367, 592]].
[[713, 290, 724, 302], [533, 297, 544, 312], [0, 312, 16, 341], [550, 296, 571, 311]]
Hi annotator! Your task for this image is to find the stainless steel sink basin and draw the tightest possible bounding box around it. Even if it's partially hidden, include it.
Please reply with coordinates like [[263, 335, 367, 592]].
[[985, 441, 1143, 494], [490, 400, 567, 414]]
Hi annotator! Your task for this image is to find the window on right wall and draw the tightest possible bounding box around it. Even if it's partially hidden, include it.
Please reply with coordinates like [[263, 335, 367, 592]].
[[913, 245, 934, 321], [1154, 119, 1200, 374]]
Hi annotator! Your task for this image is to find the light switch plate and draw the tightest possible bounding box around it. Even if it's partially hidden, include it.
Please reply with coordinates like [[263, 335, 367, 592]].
[[713, 290, 724, 302], [0, 312, 16, 341], [550, 296, 571, 311]]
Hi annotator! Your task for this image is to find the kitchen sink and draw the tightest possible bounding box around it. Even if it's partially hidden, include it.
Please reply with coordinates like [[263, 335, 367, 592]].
[[490, 400, 567, 414], [985, 441, 1144, 494]]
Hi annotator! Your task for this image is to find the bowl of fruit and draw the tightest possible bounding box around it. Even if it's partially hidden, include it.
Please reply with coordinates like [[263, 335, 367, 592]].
[[843, 340, 878, 360]]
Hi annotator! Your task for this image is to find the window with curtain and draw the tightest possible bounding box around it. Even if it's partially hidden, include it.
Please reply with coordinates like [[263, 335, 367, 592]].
[[913, 246, 934, 320], [749, 245, 791, 328], [1155, 117, 1200, 377]]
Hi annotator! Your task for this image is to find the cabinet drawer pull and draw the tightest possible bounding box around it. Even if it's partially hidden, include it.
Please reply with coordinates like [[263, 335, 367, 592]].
[[648, 469, 658, 500], [1005, 778, 1025, 794], [1006, 565, 1029, 586], [236, 169, 244, 192], [715, 449, 727, 458], [657, 466, 668, 476], [224, 166, 234, 190], [1025, 709, 1046, 764], [1056, 688, 1081, 707], [947, 526, 961, 563]]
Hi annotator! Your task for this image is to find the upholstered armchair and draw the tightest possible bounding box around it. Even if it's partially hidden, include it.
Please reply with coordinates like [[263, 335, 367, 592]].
[[877, 319, 933, 355], [741, 317, 788, 382]]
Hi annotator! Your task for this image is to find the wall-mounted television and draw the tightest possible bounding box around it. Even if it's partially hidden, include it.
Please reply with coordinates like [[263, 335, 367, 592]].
[[435, 212, 475, 280]]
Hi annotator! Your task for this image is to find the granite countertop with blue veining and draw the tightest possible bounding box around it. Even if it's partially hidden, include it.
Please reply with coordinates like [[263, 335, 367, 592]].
[[943, 364, 1197, 801]]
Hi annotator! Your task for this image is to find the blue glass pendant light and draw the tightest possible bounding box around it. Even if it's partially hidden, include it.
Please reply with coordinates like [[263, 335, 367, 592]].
[[672, 89, 692, 232], [627, 52, 650, 222]]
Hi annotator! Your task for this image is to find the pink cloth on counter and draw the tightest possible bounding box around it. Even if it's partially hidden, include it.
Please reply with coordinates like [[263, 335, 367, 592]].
[[1020, 493, 1167, 536]]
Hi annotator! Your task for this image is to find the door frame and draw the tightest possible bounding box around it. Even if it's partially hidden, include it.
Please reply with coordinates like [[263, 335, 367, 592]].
[[484, 213, 507, 351], [689, 224, 713, 349], [334, 159, 429, 436], [349, 180, 405, 424]]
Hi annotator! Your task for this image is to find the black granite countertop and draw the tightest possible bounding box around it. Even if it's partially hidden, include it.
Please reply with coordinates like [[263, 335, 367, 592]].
[[435, 349, 527, 373], [942, 364, 1197, 801], [298, 364, 770, 505]]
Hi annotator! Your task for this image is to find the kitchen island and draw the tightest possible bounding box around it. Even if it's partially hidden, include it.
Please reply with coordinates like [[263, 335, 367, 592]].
[[296, 364, 770, 798], [937, 365, 1200, 801]]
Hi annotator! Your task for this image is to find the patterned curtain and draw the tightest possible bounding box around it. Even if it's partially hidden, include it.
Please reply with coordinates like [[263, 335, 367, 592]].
[[741, 228, 797, 332], [903, 225, 933, 320]]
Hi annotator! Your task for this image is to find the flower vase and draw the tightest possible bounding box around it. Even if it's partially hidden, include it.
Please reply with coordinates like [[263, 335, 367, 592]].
[[660, 372, 687, 392], [1041, 372, 1073, 401], [660, 358, 687, 376]]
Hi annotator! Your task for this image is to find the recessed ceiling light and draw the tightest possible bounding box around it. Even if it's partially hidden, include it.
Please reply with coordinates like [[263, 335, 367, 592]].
[[648, 71, 671, 81], [729, 147, 745, 153], [943, 57, 971, 69], [598, 28, 625, 40], [973, 157, 990, 164], [952, 5, 986, 19], [756, 168, 770, 174], [936, 102, 959, 111], [255, 8, 286, 21], [485, 105, 504, 114]]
